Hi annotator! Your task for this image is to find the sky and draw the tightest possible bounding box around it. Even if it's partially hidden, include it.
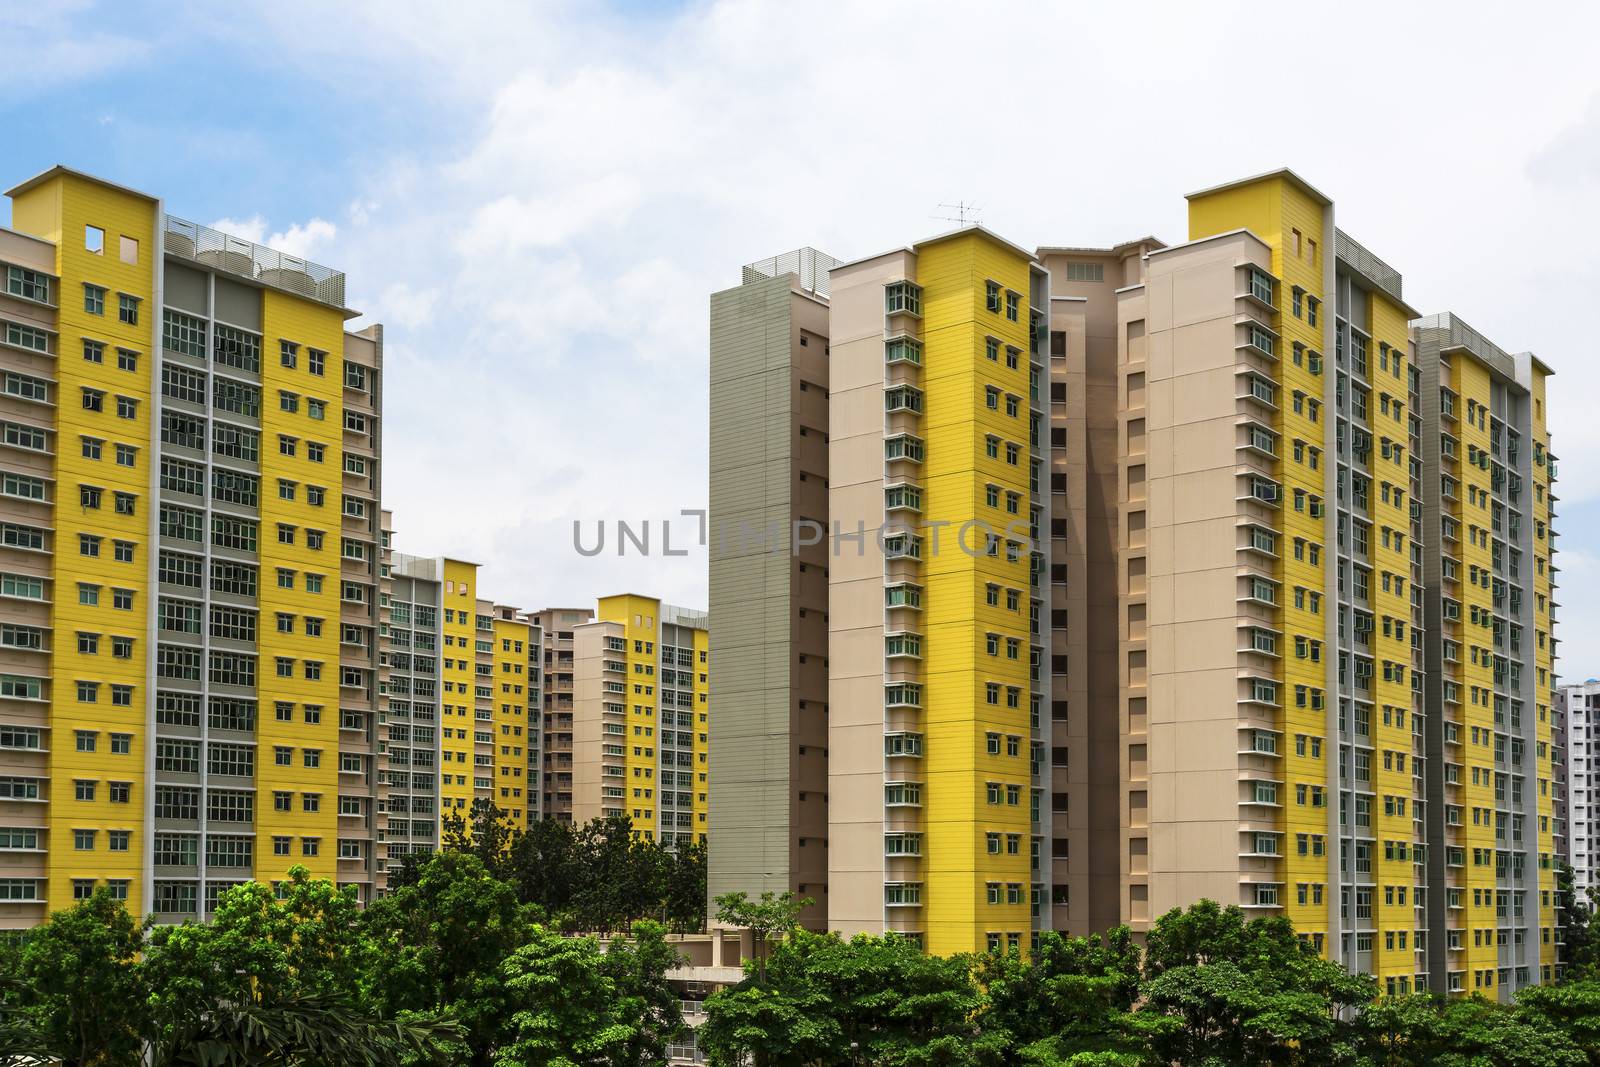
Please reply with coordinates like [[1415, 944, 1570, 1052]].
[[4, 0, 1599, 675]]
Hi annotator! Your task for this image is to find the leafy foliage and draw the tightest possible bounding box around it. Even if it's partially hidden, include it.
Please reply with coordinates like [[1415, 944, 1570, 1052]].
[[10, 878, 1600, 1067], [437, 803, 709, 935]]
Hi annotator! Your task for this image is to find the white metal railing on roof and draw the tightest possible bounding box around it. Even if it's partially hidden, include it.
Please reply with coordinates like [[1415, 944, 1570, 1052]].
[[164, 214, 346, 308], [1335, 230, 1403, 304], [742, 247, 840, 298]]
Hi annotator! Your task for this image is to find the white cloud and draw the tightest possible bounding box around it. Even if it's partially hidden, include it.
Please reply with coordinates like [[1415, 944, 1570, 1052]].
[[208, 215, 337, 260], [146, 0, 1600, 668]]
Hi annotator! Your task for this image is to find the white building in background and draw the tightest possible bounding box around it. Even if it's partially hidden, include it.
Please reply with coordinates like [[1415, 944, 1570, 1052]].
[[1559, 681, 1600, 899]]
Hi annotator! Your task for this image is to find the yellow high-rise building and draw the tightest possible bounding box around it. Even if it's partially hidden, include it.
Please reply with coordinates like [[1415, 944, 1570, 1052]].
[[826, 228, 1050, 956], [377, 534, 543, 870], [0, 166, 385, 925]]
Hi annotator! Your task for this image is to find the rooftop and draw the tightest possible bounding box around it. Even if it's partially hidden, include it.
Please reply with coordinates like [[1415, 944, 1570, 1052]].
[[742, 247, 839, 298], [164, 214, 349, 313]]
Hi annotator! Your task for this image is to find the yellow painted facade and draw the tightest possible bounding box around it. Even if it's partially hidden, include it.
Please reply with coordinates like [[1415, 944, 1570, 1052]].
[[12, 173, 157, 914], [691, 625, 709, 841], [254, 288, 345, 883], [1366, 288, 1420, 993], [0, 167, 387, 921], [1189, 174, 1427, 985], [492, 615, 533, 825], [440, 559, 478, 819], [916, 232, 1036, 956], [587, 593, 708, 846]]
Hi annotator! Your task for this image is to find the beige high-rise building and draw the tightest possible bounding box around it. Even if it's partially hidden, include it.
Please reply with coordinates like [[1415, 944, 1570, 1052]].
[[1035, 239, 1162, 936], [707, 250, 833, 925], [531, 606, 592, 820]]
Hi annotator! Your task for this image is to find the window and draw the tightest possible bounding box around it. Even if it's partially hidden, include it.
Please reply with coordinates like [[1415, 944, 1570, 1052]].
[[162, 309, 206, 357], [117, 294, 139, 325], [308, 348, 326, 376], [885, 281, 922, 315], [83, 283, 106, 314]]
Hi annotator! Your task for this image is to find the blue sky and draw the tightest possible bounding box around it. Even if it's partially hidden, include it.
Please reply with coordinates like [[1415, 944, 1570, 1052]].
[[6, 0, 1600, 676]]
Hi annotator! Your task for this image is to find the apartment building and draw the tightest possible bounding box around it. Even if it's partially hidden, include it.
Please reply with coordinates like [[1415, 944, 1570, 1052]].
[[706, 168, 1560, 991], [572, 594, 709, 846], [531, 606, 592, 820], [1557, 680, 1595, 899], [0, 166, 384, 925], [1035, 239, 1162, 937], [377, 532, 544, 870], [1106, 170, 1557, 1000], [826, 227, 1052, 957], [707, 249, 832, 925], [1414, 312, 1557, 996], [1110, 171, 1432, 992]]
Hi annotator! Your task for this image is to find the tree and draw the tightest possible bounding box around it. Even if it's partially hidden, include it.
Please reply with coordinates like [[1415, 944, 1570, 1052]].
[[1555, 862, 1600, 980], [663, 838, 708, 933], [713, 890, 812, 985], [975, 928, 1144, 1064], [703, 930, 999, 1067], [361, 850, 540, 1065], [443, 799, 522, 882], [144, 865, 364, 1013], [699, 981, 839, 1067], [493, 925, 650, 1067], [1134, 901, 1373, 1066], [13, 890, 146, 1066], [147, 993, 461, 1067], [598, 920, 687, 1067], [508, 816, 580, 917], [1516, 980, 1600, 1064], [0, 936, 50, 1063], [1425, 996, 1586, 1067]]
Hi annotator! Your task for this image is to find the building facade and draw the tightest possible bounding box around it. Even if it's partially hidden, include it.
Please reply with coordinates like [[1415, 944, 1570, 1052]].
[[827, 227, 1052, 956], [1415, 313, 1557, 995], [0, 166, 385, 924], [706, 168, 1561, 991], [1557, 681, 1595, 900], [707, 249, 832, 925], [377, 541, 544, 872], [531, 606, 592, 821], [572, 594, 708, 846], [1036, 239, 1161, 938]]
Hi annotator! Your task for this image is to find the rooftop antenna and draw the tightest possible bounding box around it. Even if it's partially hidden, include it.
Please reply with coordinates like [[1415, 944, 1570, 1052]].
[[932, 201, 982, 227]]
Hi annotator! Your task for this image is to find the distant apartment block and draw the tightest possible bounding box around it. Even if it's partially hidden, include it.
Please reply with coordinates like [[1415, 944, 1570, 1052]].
[[1557, 681, 1598, 899], [377, 523, 543, 870], [572, 594, 709, 846]]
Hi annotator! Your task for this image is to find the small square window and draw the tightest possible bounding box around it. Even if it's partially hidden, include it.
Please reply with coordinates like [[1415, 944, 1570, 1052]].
[[119, 236, 139, 265], [85, 225, 104, 254]]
